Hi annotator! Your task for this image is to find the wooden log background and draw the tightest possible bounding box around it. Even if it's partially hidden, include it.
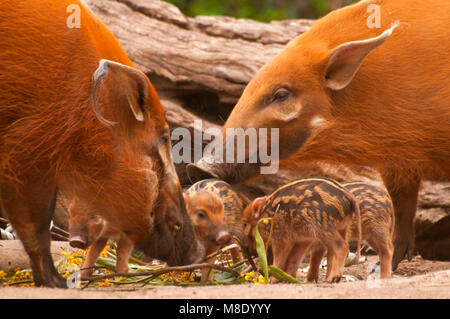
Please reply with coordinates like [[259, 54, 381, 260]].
[[84, 0, 377, 191]]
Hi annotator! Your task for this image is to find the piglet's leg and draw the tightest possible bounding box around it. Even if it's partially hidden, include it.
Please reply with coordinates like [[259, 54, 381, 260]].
[[270, 239, 292, 283], [284, 241, 312, 280], [200, 259, 215, 282], [368, 232, 394, 279], [307, 243, 326, 283], [335, 239, 349, 280], [81, 235, 108, 278], [229, 243, 242, 264], [325, 250, 337, 283], [115, 235, 133, 274], [324, 235, 347, 283]]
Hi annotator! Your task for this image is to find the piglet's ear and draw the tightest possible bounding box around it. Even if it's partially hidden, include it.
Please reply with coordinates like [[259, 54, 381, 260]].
[[252, 196, 266, 219], [182, 193, 191, 209], [91, 59, 149, 126], [324, 22, 399, 90]]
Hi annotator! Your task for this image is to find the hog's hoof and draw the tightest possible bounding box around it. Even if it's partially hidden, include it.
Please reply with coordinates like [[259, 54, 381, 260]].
[[392, 236, 415, 271], [35, 273, 68, 288], [69, 236, 88, 249]]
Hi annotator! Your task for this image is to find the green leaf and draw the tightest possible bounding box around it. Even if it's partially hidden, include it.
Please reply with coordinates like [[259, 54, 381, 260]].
[[254, 223, 269, 283], [269, 265, 300, 283], [213, 270, 236, 284], [95, 257, 117, 270]]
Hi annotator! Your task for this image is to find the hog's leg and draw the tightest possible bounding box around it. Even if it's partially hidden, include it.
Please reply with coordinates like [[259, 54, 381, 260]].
[[382, 171, 420, 270], [115, 235, 133, 274], [3, 182, 66, 288], [307, 243, 326, 283], [284, 241, 312, 279]]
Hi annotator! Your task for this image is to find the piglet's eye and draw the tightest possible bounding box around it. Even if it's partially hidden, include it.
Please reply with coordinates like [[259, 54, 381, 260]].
[[195, 210, 206, 219]]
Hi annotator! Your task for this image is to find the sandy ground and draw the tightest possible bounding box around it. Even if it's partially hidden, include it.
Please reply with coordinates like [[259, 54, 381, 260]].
[[1, 256, 449, 299]]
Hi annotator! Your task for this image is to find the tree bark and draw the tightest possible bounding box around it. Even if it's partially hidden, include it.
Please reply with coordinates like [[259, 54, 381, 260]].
[[84, 0, 314, 114]]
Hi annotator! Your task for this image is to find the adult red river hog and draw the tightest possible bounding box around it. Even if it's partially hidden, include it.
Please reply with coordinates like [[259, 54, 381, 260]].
[[187, 0, 450, 270], [0, 0, 204, 287]]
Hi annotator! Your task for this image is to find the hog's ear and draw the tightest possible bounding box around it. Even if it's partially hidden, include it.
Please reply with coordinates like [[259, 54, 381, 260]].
[[324, 23, 399, 90], [252, 196, 266, 218], [91, 59, 150, 126]]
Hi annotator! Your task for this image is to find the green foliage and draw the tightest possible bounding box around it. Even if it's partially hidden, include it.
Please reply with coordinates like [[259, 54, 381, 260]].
[[254, 221, 269, 283], [165, 0, 359, 21], [269, 265, 300, 283]]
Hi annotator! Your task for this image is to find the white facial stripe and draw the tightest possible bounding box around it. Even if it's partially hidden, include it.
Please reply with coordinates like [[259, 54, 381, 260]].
[[163, 150, 179, 186], [310, 116, 327, 129], [278, 111, 299, 122], [277, 103, 303, 123]]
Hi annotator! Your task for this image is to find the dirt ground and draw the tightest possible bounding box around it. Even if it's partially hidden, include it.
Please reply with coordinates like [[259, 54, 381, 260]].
[[1, 255, 449, 299]]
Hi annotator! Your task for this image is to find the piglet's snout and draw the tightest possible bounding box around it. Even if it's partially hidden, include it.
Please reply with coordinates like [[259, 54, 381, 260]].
[[216, 230, 231, 245]]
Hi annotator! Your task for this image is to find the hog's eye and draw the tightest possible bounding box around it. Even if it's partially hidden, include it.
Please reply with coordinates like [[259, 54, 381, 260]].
[[160, 133, 170, 146], [269, 85, 292, 105], [273, 89, 290, 103]]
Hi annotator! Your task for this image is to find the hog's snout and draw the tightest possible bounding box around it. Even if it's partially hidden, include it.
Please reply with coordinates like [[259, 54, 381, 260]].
[[187, 160, 217, 183], [69, 235, 88, 249], [216, 230, 232, 246], [187, 158, 258, 184]]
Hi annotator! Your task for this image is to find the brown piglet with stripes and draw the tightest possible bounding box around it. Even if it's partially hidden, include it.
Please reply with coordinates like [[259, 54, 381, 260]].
[[343, 181, 395, 279], [243, 177, 361, 283]]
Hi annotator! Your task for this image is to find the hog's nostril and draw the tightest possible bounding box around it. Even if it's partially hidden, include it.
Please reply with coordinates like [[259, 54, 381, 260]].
[[69, 236, 87, 249], [216, 230, 231, 245]]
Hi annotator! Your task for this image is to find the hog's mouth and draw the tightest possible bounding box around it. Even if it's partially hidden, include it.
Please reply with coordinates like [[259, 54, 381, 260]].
[[137, 217, 205, 266]]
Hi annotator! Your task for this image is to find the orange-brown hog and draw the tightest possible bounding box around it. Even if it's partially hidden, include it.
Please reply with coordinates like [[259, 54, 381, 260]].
[[188, 0, 450, 270], [242, 177, 361, 283], [0, 0, 203, 287]]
